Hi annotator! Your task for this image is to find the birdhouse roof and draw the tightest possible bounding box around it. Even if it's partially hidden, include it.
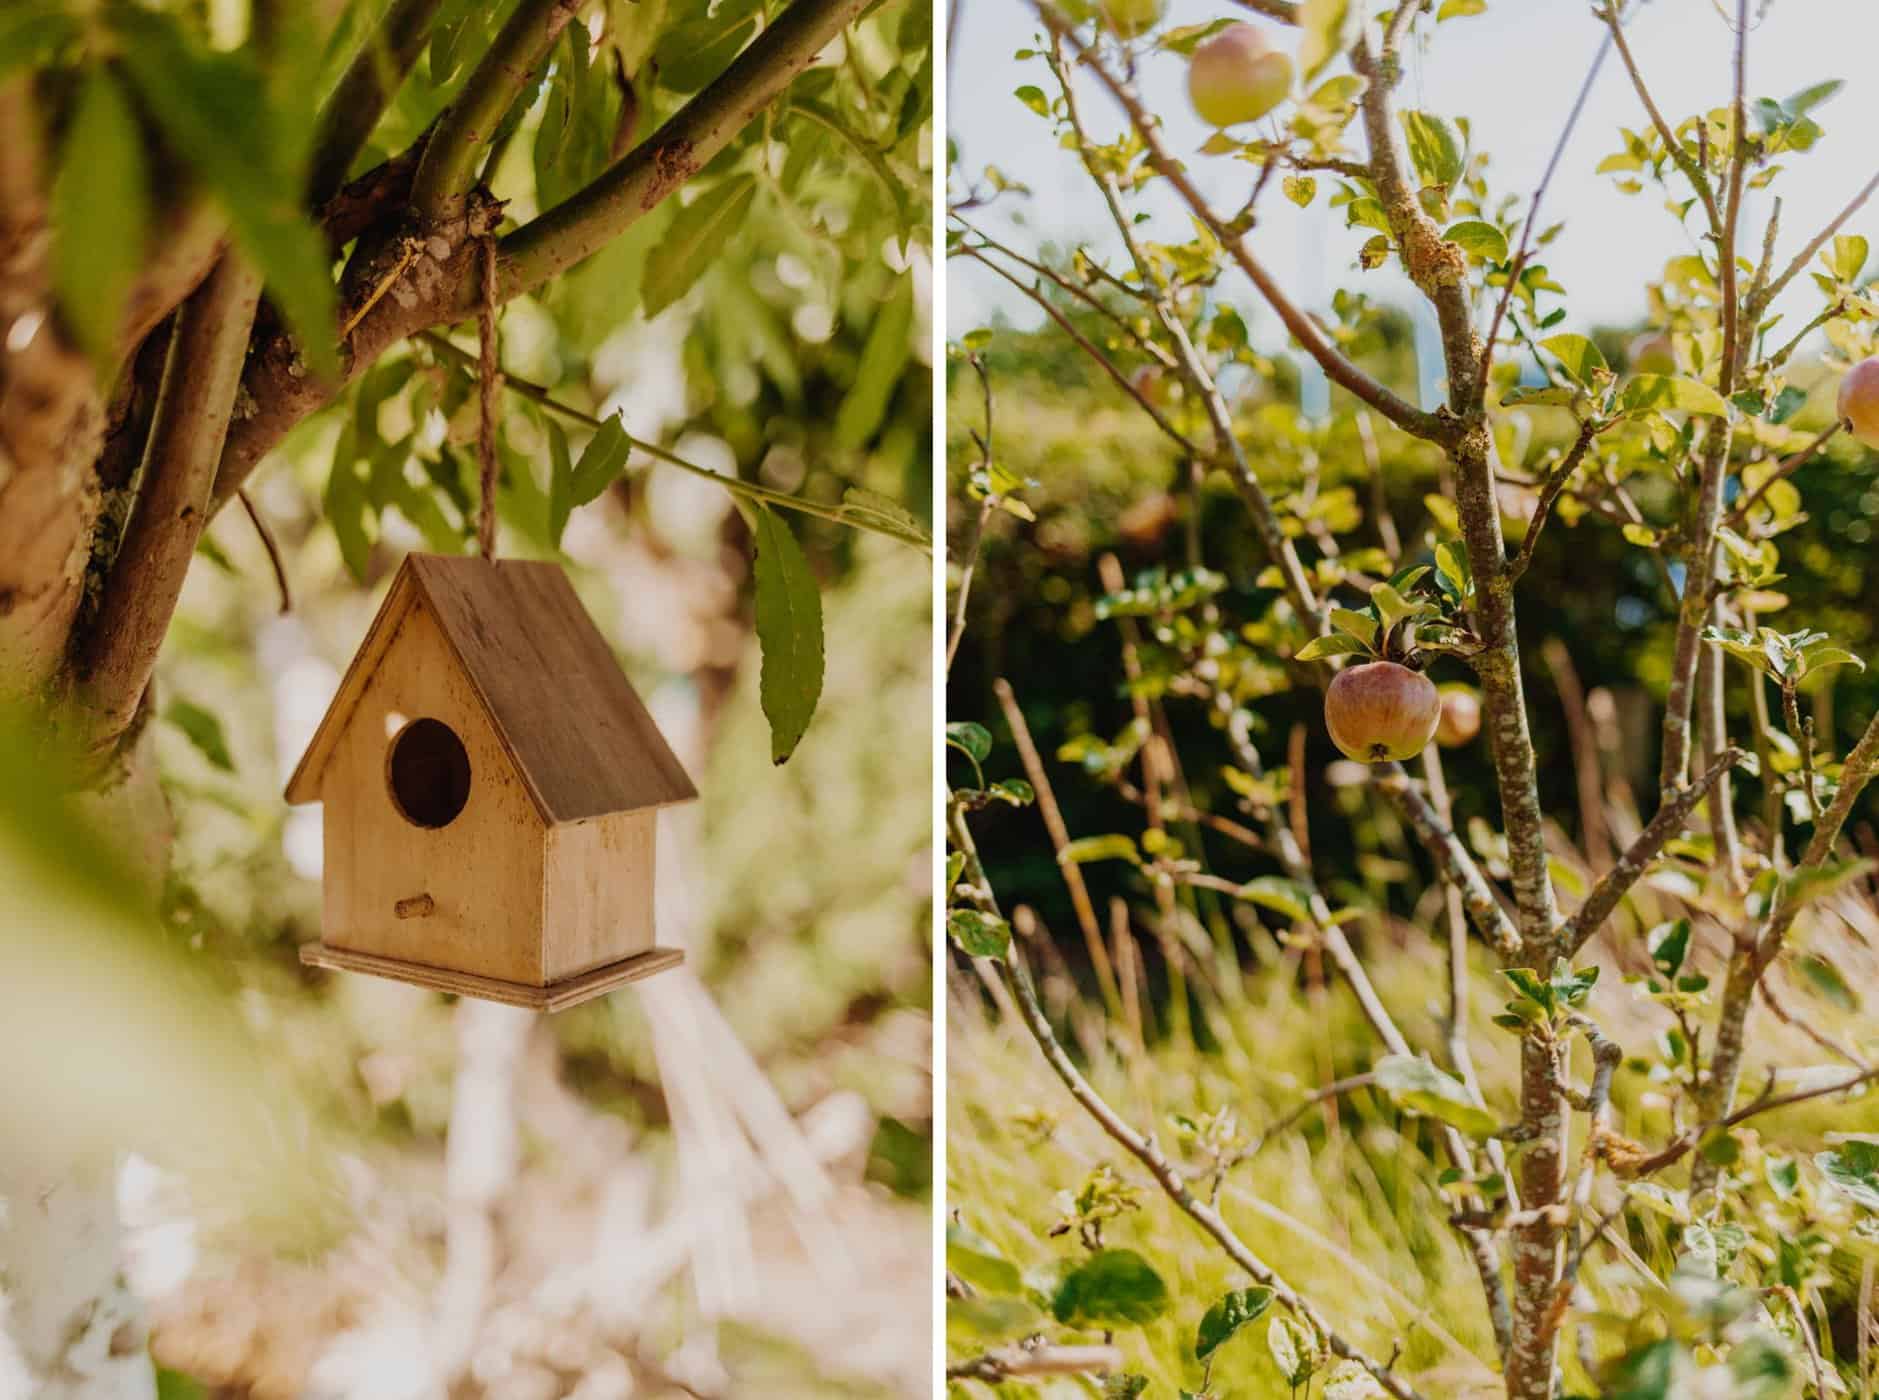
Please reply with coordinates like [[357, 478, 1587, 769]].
[[286, 554, 697, 823]]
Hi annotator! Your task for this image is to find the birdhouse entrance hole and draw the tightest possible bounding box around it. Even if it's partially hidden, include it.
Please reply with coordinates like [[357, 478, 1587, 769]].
[[386, 717, 472, 829]]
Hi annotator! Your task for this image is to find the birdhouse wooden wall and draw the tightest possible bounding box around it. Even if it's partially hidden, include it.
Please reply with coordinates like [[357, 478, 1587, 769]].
[[316, 598, 554, 986]]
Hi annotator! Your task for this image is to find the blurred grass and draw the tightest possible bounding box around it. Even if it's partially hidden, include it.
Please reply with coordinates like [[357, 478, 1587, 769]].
[[948, 895, 1879, 1395]]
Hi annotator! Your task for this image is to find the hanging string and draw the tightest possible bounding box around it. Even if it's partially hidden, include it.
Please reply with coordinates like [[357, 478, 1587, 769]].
[[475, 234, 502, 560]]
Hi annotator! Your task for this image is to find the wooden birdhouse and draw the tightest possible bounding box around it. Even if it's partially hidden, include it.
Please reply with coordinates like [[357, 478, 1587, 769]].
[[287, 553, 696, 1011]]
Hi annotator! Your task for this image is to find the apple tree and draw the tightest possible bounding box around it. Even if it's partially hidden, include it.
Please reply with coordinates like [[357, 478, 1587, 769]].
[[947, 2, 1879, 1397]]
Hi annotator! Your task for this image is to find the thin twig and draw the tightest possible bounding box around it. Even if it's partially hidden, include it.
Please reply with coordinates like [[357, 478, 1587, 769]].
[[947, 1344, 1124, 1381], [475, 236, 500, 560], [957, 242, 1206, 458], [1508, 422, 1597, 581], [1720, 420, 1841, 529], [1599, 3, 1724, 237], [1479, 32, 1612, 396], [1756, 167, 1879, 311], [417, 332, 928, 547], [236, 488, 291, 614], [1562, 747, 1743, 956]]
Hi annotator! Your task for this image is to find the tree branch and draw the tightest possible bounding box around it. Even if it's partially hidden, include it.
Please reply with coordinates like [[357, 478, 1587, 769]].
[[1692, 707, 1879, 1194], [1479, 32, 1611, 398], [1040, 28, 1326, 631], [416, 330, 926, 546], [76, 255, 263, 753], [501, 0, 868, 289], [1507, 422, 1596, 581], [209, 0, 869, 516], [1561, 747, 1743, 957], [411, 0, 581, 221], [1721, 420, 1841, 530], [307, 0, 448, 206], [1753, 166, 1879, 313], [1373, 766, 1521, 959], [956, 242, 1206, 457], [947, 1344, 1124, 1381], [1045, 13, 1443, 442], [1598, 3, 1723, 238]]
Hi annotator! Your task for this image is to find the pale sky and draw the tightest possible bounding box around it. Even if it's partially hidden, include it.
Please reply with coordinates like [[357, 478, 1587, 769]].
[[946, 0, 1879, 389]]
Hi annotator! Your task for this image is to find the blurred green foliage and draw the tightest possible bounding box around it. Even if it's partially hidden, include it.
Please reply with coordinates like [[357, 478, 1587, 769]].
[[947, 320, 1879, 944]]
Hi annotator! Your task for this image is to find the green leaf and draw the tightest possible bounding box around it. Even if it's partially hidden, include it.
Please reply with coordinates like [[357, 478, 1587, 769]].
[[1818, 1140, 1879, 1213], [1539, 333, 1608, 386], [1051, 1249, 1170, 1328], [1235, 875, 1315, 922], [835, 279, 915, 449], [545, 420, 576, 547], [1830, 233, 1869, 284], [1283, 174, 1317, 207], [1329, 608, 1379, 648], [642, 174, 759, 320], [839, 486, 928, 543], [947, 909, 1011, 961], [1435, 0, 1486, 17], [946, 721, 993, 763], [652, 3, 759, 93], [1646, 919, 1690, 980], [1297, 0, 1356, 83], [325, 425, 373, 581], [1764, 1155, 1800, 1199], [551, 415, 633, 545], [1400, 110, 1465, 187], [1158, 19, 1236, 55], [1369, 580, 1434, 634], [1434, 540, 1473, 600], [116, 10, 336, 375], [1444, 219, 1506, 261], [1295, 633, 1369, 661], [1267, 1314, 1317, 1386], [1195, 1287, 1273, 1361], [1784, 858, 1874, 909], [1061, 834, 1143, 867], [0, 3, 78, 81], [1605, 1338, 1679, 1399], [163, 699, 234, 772], [946, 1223, 1023, 1294], [1500, 384, 1579, 408], [751, 505, 824, 764], [1620, 374, 1731, 417], [53, 72, 149, 374], [988, 778, 1035, 806], [1373, 1053, 1500, 1137]]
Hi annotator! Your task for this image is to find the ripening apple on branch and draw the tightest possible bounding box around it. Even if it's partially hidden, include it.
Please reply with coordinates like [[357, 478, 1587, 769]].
[[1839, 355, 1879, 447], [1100, 0, 1165, 39], [1186, 23, 1294, 128], [1626, 331, 1677, 377]]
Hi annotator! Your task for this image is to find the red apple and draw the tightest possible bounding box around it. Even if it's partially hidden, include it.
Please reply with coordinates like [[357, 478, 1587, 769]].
[[1130, 364, 1171, 410], [1324, 661, 1441, 763], [1436, 686, 1481, 748], [1628, 332, 1676, 377], [1839, 355, 1879, 448], [1101, 0, 1165, 38], [1187, 23, 1293, 129]]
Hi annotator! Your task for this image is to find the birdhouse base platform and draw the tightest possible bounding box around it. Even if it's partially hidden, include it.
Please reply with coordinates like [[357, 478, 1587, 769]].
[[299, 942, 685, 1012]]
